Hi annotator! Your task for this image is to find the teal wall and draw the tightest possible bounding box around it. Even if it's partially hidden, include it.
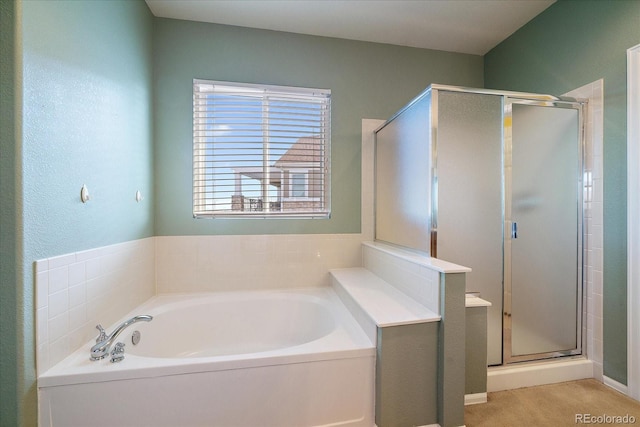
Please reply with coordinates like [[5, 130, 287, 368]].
[[485, 0, 640, 385], [8, 0, 636, 424], [153, 19, 483, 236], [2, 0, 155, 425], [3, 3, 482, 424], [1, 1, 19, 425], [22, 0, 155, 259]]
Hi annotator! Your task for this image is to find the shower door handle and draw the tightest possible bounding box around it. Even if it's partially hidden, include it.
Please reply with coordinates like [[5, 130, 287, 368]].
[[512, 222, 518, 239]]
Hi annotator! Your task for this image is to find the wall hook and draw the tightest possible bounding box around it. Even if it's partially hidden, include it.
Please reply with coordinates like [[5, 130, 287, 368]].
[[80, 185, 90, 203]]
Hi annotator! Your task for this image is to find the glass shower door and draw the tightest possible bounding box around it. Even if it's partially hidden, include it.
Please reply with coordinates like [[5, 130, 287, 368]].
[[504, 100, 583, 363]]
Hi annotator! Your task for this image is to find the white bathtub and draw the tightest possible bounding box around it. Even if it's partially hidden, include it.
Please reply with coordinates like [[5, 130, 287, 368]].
[[38, 287, 376, 427]]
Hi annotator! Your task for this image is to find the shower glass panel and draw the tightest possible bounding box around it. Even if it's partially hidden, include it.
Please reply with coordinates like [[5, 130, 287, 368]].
[[375, 92, 432, 253], [435, 91, 504, 365], [505, 100, 582, 362], [374, 85, 586, 367]]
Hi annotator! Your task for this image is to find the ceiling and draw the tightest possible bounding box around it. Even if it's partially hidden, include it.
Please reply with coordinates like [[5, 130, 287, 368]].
[[145, 0, 555, 56]]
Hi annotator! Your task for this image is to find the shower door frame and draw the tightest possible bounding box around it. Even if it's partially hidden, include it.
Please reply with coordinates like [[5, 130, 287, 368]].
[[429, 85, 587, 366], [502, 96, 586, 365]]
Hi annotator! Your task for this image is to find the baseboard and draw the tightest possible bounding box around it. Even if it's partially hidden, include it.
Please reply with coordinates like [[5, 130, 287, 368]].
[[488, 358, 593, 392], [603, 375, 629, 395], [465, 392, 487, 405]]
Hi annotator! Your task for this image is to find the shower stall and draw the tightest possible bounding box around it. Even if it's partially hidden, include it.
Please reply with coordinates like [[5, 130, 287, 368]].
[[374, 84, 586, 366]]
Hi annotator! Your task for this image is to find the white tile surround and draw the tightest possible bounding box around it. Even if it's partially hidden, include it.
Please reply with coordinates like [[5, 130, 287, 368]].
[[35, 238, 155, 374], [566, 80, 605, 382], [155, 234, 365, 293], [35, 234, 367, 375]]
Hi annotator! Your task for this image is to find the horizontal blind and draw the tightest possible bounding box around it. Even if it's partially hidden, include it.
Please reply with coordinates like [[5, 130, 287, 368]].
[[193, 80, 331, 218]]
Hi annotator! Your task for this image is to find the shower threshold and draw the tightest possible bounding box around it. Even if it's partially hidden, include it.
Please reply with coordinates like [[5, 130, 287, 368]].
[[487, 357, 594, 392]]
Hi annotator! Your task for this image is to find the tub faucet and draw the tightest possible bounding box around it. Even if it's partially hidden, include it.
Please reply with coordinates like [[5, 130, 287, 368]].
[[90, 315, 153, 361]]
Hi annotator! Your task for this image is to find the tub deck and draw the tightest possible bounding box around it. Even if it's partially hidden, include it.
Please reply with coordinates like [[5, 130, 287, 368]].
[[38, 287, 376, 427], [39, 287, 374, 388]]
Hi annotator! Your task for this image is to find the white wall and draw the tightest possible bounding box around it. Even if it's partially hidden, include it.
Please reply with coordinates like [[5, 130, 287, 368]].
[[627, 44, 640, 400]]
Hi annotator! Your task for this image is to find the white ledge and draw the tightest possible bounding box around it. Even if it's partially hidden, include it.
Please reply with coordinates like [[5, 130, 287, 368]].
[[466, 294, 492, 308], [330, 268, 440, 328], [363, 241, 471, 274]]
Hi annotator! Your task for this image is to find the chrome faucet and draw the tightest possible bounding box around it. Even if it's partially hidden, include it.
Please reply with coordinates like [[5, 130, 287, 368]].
[[90, 315, 153, 361]]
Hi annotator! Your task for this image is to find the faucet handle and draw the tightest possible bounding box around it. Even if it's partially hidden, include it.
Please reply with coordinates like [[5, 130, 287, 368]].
[[95, 324, 107, 343], [110, 342, 126, 363]]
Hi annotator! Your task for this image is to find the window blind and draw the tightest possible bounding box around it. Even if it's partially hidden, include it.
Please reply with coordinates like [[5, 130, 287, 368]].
[[193, 80, 331, 218]]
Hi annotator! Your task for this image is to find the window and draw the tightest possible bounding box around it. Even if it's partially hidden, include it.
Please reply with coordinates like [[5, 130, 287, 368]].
[[193, 80, 331, 218], [291, 172, 307, 198]]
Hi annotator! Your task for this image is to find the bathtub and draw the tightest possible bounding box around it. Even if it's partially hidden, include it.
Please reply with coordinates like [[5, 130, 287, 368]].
[[38, 287, 375, 427]]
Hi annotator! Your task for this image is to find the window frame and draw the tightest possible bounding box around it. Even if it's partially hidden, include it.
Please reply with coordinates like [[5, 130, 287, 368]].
[[192, 79, 331, 219]]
